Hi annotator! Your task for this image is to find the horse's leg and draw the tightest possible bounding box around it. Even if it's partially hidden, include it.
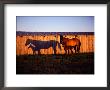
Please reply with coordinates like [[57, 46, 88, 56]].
[[64, 47, 67, 54], [33, 51, 35, 55], [68, 48, 70, 54], [70, 47, 73, 54], [77, 45, 80, 53], [67, 47, 70, 54], [65, 48, 68, 54], [77, 46, 80, 53], [76, 46, 79, 53], [67, 48, 70, 54], [64, 46, 69, 54], [54, 47, 56, 54], [52, 46, 56, 54], [74, 46, 76, 53], [38, 50, 40, 54], [66, 49, 67, 54], [34, 51, 36, 55], [66, 49, 69, 54], [74, 46, 77, 53], [67, 47, 69, 54], [72, 47, 74, 54]]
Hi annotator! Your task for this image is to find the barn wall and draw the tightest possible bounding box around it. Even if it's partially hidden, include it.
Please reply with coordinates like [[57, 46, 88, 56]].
[[16, 34, 94, 55]]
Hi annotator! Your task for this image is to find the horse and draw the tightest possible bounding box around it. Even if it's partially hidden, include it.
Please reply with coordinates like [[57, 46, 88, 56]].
[[25, 39, 61, 55], [60, 35, 81, 54]]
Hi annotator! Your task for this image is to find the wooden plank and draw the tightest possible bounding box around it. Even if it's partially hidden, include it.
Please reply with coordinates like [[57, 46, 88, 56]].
[[16, 34, 94, 55]]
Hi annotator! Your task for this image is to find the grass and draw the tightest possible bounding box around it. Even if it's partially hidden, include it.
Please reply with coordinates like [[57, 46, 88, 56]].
[[16, 53, 94, 74]]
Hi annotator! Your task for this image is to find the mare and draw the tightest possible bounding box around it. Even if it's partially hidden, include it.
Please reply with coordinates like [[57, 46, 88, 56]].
[[25, 39, 61, 55], [60, 35, 81, 54]]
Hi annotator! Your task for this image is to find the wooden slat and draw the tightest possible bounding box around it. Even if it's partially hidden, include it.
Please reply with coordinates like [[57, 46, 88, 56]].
[[16, 34, 94, 55]]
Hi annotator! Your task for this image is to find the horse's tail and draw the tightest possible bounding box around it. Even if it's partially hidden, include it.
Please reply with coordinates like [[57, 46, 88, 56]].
[[78, 40, 81, 52], [79, 41, 81, 46]]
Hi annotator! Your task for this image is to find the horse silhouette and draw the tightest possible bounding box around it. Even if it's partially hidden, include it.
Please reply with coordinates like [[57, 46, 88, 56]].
[[60, 35, 81, 54], [25, 39, 61, 54]]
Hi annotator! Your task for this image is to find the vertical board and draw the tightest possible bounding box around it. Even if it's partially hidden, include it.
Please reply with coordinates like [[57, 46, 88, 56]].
[[16, 34, 94, 55]]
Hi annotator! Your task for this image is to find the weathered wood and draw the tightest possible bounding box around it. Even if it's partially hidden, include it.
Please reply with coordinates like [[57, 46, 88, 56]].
[[16, 34, 94, 55]]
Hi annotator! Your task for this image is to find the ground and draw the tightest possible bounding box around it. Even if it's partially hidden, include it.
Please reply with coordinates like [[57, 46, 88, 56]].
[[16, 53, 94, 74]]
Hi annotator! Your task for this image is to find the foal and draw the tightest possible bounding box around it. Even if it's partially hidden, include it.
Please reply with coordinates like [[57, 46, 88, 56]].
[[28, 43, 41, 54]]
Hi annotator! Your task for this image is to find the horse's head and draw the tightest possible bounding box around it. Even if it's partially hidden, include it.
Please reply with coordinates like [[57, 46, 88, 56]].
[[28, 43, 36, 48], [25, 39, 32, 46], [28, 44, 31, 48], [60, 35, 69, 45]]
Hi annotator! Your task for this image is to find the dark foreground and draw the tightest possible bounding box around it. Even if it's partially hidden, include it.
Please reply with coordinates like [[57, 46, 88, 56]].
[[16, 53, 94, 74]]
